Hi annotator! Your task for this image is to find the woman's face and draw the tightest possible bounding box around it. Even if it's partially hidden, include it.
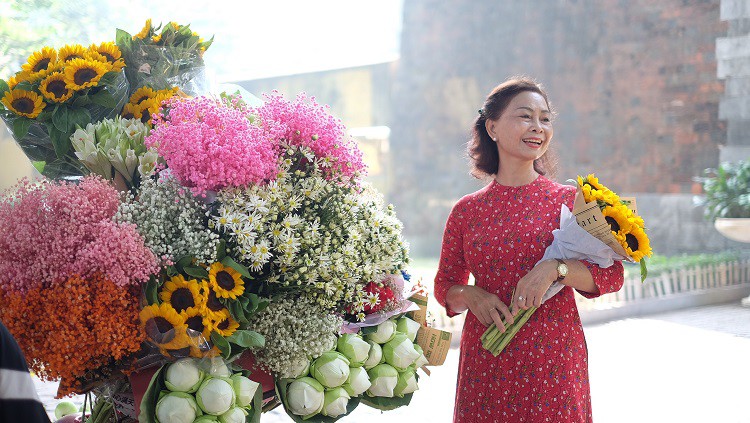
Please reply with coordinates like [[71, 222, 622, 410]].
[[485, 91, 553, 166]]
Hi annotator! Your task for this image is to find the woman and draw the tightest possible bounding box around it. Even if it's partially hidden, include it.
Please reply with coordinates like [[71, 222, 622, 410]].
[[434, 77, 624, 422]]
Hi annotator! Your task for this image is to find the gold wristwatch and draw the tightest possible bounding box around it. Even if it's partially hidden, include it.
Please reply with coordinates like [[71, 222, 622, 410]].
[[554, 258, 568, 283]]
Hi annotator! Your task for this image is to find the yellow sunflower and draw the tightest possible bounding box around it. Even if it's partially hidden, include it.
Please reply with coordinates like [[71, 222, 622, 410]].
[[21, 47, 57, 79], [620, 226, 653, 262], [57, 44, 87, 63], [210, 309, 240, 337], [63, 58, 109, 90], [137, 97, 161, 125], [39, 72, 73, 103], [130, 86, 156, 105], [208, 262, 245, 299], [181, 307, 213, 357], [601, 204, 632, 236], [151, 33, 162, 43], [139, 303, 189, 349], [203, 284, 229, 319], [121, 102, 141, 120], [88, 42, 122, 63], [6, 74, 21, 90], [2, 89, 44, 118], [160, 275, 206, 314], [133, 19, 153, 40]]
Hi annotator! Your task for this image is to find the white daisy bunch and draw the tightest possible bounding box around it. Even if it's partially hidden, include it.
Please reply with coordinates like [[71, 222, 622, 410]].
[[211, 145, 409, 315], [116, 175, 220, 264], [249, 295, 343, 378]]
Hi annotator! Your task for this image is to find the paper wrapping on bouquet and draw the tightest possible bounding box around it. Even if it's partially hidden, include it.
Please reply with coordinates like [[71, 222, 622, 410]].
[[1, 71, 130, 179], [408, 293, 452, 366], [539, 186, 636, 302], [123, 44, 210, 97]]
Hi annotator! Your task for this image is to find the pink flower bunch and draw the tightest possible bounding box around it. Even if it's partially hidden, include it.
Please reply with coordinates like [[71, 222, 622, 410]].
[[0, 177, 159, 294], [253, 92, 366, 177], [146, 96, 278, 196]]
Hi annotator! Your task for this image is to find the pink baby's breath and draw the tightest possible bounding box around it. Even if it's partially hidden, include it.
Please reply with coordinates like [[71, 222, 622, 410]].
[[253, 92, 366, 178], [146, 96, 278, 196], [0, 177, 159, 294]]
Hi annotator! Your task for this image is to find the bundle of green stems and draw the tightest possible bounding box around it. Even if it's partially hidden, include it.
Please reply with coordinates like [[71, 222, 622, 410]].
[[480, 306, 538, 356]]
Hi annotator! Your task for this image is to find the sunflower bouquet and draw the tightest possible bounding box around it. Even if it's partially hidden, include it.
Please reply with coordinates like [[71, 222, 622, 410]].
[[482, 174, 653, 356], [116, 19, 213, 98], [0, 43, 130, 179]]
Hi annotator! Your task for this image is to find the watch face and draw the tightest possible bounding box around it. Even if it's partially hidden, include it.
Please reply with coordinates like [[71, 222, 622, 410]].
[[558, 263, 569, 277]]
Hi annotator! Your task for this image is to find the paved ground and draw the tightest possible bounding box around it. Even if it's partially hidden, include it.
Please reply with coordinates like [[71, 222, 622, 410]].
[[39, 302, 750, 422]]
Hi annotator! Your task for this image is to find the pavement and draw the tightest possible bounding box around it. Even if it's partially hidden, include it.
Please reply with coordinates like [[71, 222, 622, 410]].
[[38, 301, 750, 423]]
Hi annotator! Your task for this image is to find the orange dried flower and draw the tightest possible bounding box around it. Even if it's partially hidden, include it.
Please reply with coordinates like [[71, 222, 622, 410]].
[[0, 274, 145, 397]]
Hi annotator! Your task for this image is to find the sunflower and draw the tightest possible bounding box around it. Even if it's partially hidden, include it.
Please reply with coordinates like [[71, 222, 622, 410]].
[[57, 44, 87, 63], [6, 74, 21, 90], [130, 86, 156, 105], [203, 284, 228, 319], [121, 102, 141, 120], [88, 42, 122, 63], [21, 47, 57, 79], [137, 97, 161, 125], [39, 72, 73, 103], [210, 309, 240, 338], [208, 262, 245, 299], [151, 34, 162, 44], [181, 307, 213, 357], [133, 19, 153, 40], [2, 89, 44, 118], [601, 204, 632, 236], [160, 275, 206, 314], [63, 58, 109, 90], [139, 302, 189, 349], [620, 225, 653, 262]]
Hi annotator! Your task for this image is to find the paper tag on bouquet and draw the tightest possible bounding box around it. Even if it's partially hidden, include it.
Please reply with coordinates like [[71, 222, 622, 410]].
[[416, 326, 452, 366], [572, 187, 631, 261], [406, 292, 428, 326]]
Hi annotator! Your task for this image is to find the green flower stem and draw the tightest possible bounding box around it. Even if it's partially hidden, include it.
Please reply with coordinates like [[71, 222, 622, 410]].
[[487, 307, 538, 356]]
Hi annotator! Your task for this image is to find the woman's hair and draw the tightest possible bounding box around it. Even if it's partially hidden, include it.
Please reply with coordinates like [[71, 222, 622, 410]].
[[468, 76, 558, 179]]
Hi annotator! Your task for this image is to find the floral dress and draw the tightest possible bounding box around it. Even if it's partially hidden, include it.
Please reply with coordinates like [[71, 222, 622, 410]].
[[434, 176, 624, 423]]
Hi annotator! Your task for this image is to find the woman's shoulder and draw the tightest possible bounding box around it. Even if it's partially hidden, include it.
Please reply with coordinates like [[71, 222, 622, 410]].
[[537, 176, 577, 205]]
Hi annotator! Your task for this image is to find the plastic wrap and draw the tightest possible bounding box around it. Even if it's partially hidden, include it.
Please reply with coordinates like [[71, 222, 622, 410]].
[[1, 70, 130, 180], [123, 44, 210, 97]]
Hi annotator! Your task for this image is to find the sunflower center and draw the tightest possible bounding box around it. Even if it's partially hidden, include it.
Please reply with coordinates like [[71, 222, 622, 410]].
[[134, 95, 149, 104], [140, 108, 152, 124], [33, 59, 51, 72], [217, 319, 230, 330], [101, 52, 115, 62], [47, 80, 69, 98], [216, 271, 236, 291], [625, 233, 639, 252], [185, 315, 205, 333], [74, 68, 98, 85], [63, 54, 83, 62], [206, 290, 224, 312], [11, 98, 35, 114], [122, 110, 135, 119], [144, 316, 175, 344], [605, 216, 620, 233], [170, 288, 195, 313]]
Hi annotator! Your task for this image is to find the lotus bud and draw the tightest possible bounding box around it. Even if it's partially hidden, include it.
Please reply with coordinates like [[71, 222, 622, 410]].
[[207, 356, 232, 378], [342, 366, 371, 397], [413, 344, 429, 368], [165, 358, 204, 393], [336, 334, 370, 367], [396, 316, 421, 342], [322, 387, 350, 418], [196, 377, 236, 416], [286, 377, 325, 417], [54, 401, 78, 419], [363, 340, 383, 370], [366, 364, 399, 398], [365, 320, 396, 344], [382, 333, 420, 371], [155, 391, 202, 423], [230, 374, 259, 408], [310, 351, 350, 388], [394, 367, 419, 397], [219, 407, 248, 423]]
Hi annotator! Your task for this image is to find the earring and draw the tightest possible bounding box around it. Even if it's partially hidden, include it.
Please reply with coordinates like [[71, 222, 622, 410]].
[[492, 137, 497, 141]]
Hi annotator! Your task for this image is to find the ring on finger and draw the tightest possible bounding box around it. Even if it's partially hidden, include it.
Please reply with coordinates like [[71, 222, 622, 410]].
[[518, 295, 525, 302]]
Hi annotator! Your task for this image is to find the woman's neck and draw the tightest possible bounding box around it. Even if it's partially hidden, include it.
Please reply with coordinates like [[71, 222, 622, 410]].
[[494, 162, 539, 187]]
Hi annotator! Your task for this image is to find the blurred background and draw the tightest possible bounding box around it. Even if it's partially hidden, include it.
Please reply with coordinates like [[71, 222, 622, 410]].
[[2, 0, 749, 422]]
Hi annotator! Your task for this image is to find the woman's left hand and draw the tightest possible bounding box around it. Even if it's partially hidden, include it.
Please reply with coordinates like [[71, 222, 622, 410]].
[[512, 259, 557, 313]]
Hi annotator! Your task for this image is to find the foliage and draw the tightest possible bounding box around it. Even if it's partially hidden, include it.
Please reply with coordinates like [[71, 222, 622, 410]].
[[696, 160, 750, 220]]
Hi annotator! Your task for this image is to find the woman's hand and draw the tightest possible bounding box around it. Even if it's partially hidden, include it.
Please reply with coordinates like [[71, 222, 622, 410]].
[[512, 259, 557, 312], [447, 285, 514, 330]]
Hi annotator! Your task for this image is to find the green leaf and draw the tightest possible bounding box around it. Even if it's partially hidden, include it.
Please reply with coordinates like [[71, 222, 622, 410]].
[[640, 258, 648, 283], [183, 265, 209, 280], [174, 256, 194, 274], [211, 332, 231, 360], [47, 123, 70, 158], [11, 117, 32, 140], [0, 79, 8, 97], [52, 105, 70, 133], [98, 71, 119, 87], [216, 240, 227, 261], [360, 392, 414, 411], [90, 91, 117, 108], [227, 300, 248, 324], [248, 377, 263, 423], [68, 106, 91, 130], [72, 95, 92, 107], [165, 265, 178, 278], [116, 28, 133, 51], [145, 277, 160, 305], [137, 364, 168, 423], [226, 330, 265, 349], [221, 256, 251, 279], [31, 161, 46, 174]]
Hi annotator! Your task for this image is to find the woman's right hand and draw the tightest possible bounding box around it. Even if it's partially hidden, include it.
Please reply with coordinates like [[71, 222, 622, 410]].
[[446, 285, 514, 330]]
